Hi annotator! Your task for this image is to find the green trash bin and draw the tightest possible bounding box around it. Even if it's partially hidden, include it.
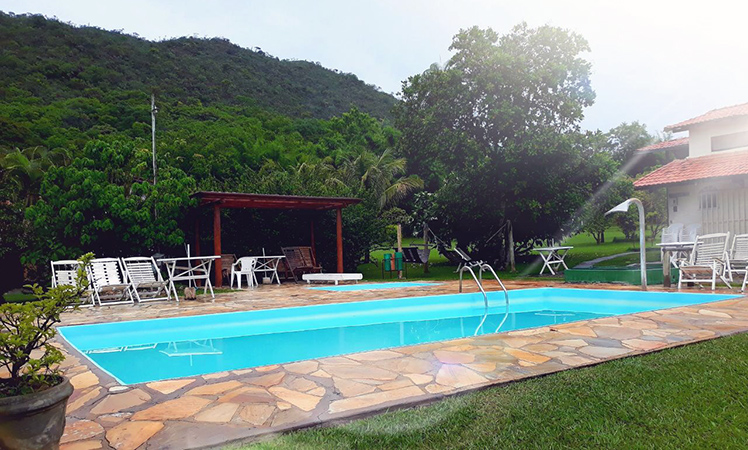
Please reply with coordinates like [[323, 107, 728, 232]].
[[394, 252, 404, 271], [383, 253, 392, 278]]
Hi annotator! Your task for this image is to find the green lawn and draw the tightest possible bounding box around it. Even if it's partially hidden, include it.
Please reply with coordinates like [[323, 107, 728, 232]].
[[240, 333, 748, 449], [357, 229, 653, 281], [593, 249, 662, 267]]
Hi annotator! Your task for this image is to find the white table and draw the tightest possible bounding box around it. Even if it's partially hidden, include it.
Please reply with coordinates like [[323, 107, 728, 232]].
[[656, 242, 695, 287], [533, 246, 573, 275], [159, 256, 220, 302], [302, 273, 363, 285], [251, 255, 285, 285]]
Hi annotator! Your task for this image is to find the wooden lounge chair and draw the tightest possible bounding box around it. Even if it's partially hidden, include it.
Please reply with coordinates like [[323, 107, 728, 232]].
[[86, 258, 134, 306], [122, 256, 170, 302], [51, 259, 93, 306], [725, 234, 748, 284], [281, 247, 322, 282], [678, 232, 732, 290]]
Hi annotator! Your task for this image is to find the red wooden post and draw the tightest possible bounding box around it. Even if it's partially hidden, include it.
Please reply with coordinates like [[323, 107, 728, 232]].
[[194, 217, 201, 256], [310, 218, 316, 262], [194, 216, 202, 287], [336, 207, 343, 273], [213, 204, 222, 287]]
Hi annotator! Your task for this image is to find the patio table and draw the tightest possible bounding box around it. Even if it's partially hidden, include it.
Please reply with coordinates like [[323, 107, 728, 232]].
[[656, 241, 695, 287], [251, 255, 285, 285], [533, 246, 573, 275], [158, 255, 220, 302]]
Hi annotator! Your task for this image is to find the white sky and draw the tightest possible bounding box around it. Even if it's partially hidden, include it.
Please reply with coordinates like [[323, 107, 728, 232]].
[[3, 0, 748, 135]]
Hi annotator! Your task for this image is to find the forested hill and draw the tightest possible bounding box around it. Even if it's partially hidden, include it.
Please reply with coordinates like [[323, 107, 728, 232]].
[[0, 12, 397, 119]]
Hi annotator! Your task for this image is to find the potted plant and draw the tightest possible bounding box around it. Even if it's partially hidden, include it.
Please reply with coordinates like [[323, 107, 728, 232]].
[[0, 254, 91, 450]]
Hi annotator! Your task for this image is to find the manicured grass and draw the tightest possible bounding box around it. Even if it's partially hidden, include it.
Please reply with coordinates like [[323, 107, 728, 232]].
[[593, 249, 662, 267], [1, 292, 37, 303], [358, 229, 651, 281], [240, 333, 748, 449]]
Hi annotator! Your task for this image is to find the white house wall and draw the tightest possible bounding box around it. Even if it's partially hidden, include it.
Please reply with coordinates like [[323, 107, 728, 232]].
[[668, 178, 748, 235], [687, 117, 748, 157]]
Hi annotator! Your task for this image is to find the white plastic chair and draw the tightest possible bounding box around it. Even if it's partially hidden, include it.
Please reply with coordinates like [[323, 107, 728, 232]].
[[86, 258, 134, 306], [122, 257, 170, 302], [678, 232, 732, 290], [231, 257, 257, 289], [725, 234, 748, 284], [661, 223, 684, 244], [680, 224, 702, 243], [50, 259, 93, 306]]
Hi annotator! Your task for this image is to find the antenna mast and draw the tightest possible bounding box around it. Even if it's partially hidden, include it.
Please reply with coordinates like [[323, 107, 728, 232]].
[[150, 94, 158, 185]]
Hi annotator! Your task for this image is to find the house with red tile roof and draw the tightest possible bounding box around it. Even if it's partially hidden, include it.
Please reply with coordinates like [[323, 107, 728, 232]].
[[634, 102, 748, 235]]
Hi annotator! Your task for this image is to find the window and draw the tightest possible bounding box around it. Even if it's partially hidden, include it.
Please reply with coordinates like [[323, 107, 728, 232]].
[[700, 192, 718, 209], [711, 130, 748, 152]]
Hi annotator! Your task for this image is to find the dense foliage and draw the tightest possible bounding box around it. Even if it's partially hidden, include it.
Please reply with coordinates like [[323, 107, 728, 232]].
[[24, 141, 196, 265], [0, 254, 90, 397], [0, 12, 396, 121], [395, 24, 616, 263]]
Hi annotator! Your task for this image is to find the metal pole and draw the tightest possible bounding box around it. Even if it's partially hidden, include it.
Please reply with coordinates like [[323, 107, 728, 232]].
[[150, 94, 158, 185], [635, 199, 648, 290]]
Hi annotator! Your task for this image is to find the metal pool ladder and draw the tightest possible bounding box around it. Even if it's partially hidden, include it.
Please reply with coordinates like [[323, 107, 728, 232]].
[[458, 257, 510, 335]]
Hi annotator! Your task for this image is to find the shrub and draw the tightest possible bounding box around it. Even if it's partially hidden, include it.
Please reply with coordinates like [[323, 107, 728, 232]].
[[0, 254, 91, 397]]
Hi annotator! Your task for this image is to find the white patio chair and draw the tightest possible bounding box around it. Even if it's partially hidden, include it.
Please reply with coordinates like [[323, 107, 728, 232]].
[[679, 224, 701, 243], [231, 256, 257, 289], [86, 257, 134, 306], [122, 256, 170, 302], [725, 234, 748, 284], [661, 223, 684, 244], [50, 259, 93, 306], [678, 232, 732, 290]]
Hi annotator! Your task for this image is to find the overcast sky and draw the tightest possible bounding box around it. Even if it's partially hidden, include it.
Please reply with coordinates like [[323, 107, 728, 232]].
[[4, 0, 748, 135]]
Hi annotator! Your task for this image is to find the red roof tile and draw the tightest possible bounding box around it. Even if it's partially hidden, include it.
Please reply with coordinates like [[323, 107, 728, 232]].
[[635, 137, 689, 153], [634, 149, 748, 188], [666, 102, 748, 132]]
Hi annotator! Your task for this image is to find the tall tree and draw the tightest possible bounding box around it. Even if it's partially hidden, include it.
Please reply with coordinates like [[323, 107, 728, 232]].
[[600, 121, 653, 168], [395, 24, 611, 262]]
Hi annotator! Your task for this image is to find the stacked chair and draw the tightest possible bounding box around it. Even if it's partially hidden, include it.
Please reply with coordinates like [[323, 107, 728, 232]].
[[122, 257, 170, 302], [678, 232, 732, 290], [50, 256, 173, 307], [725, 234, 748, 292]]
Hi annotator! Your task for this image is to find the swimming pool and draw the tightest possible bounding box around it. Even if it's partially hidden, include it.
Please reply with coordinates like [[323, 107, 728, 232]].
[[59, 288, 739, 384], [310, 281, 441, 291]]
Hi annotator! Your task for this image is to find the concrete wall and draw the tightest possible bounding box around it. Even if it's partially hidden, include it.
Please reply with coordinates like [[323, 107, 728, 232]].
[[668, 178, 748, 235], [687, 116, 748, 157]]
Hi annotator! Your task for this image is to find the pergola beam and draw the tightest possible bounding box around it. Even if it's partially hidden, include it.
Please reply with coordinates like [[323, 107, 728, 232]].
[[192, 192, 360, 285]]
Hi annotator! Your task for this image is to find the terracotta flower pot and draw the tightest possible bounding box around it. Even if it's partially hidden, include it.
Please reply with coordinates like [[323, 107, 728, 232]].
[[0, 376, 73, 450]]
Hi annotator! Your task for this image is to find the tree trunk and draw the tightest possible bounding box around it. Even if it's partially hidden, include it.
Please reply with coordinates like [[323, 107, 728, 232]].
[[396, 223, 403, 279], [507, 220, 516, 272], [423, 223, 430, 274]]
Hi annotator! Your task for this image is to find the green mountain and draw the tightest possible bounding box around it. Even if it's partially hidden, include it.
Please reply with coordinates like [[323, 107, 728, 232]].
[[0, 12, 397, 120]]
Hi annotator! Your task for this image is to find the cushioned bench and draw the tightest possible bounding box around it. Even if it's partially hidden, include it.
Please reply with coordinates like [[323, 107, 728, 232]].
[[302, 273, 363, 285]]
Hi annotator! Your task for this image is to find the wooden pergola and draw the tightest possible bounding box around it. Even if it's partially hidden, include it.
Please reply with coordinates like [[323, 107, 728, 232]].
[[191, 192, 361, 286]]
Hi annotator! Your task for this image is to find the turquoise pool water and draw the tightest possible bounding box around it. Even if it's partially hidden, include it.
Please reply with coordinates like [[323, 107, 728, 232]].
[[310, 281, 440, 291], [59, 288, 739, 385]]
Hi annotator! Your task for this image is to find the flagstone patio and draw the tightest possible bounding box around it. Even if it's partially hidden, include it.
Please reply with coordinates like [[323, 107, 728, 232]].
[[54, 281, 748, 450]]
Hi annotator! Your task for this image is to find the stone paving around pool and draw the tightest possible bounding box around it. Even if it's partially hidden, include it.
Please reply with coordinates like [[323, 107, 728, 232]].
[[52, 280, 748, 450]]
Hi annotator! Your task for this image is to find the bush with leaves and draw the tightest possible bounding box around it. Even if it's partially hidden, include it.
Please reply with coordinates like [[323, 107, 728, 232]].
[[0, 254, 91, 398], [24, 140, 195, 265]]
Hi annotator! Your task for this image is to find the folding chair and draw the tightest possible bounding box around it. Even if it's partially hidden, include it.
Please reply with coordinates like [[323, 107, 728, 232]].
[[122, 256, 170, 302], [725, 234, 748, 284], [678, 232, 732, 290], [86, 258, 134, 306], [50, 259, 93, 306]]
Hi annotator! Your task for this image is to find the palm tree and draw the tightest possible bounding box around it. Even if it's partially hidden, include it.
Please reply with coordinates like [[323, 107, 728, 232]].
[[0, 146, 70, 206], [341, 149, 423, 209]]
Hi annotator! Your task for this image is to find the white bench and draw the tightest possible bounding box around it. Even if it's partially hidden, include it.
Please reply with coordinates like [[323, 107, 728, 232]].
[[302, 273, 363, 285]]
